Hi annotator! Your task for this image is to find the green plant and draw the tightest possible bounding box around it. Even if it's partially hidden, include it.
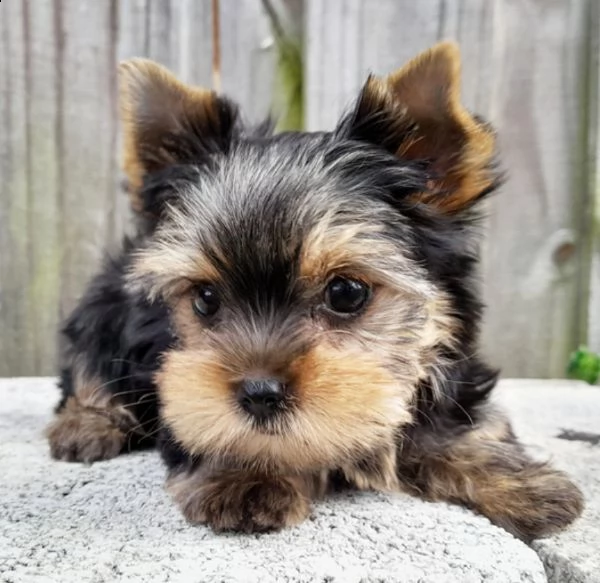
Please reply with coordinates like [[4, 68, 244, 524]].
[[567, 346, 600, 384], [262, 0, 304, 131]]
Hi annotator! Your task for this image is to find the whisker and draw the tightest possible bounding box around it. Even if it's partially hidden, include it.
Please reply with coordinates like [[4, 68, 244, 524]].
[[110, 357, 158, 369], [443, 393, 474, 426], [83, 374, 139, 405], [110, 388, 157, 401], [428, 364, 475, 426], [125, 417, 162, 452]]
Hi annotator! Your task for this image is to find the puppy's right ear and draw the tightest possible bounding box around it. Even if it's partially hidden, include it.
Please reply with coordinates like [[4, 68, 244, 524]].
[[119, 59, 238, 212], [336, 43, 498, 215]]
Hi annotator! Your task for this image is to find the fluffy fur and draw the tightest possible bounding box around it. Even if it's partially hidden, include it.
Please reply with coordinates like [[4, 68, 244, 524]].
[[47, 42, 583, 541]]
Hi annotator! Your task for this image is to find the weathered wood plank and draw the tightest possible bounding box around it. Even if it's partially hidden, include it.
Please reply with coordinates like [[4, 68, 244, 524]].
[[220, 0, 275, 122], [0, 0, 38, 376], [118, 0, 149, 61], [586, 0, 600, 353], [21, 0, 63, 374], [57, 0, 120, 326], [170, 0, 212, 85], [478, 0, 588, 378], [119, 0, 212, 85]]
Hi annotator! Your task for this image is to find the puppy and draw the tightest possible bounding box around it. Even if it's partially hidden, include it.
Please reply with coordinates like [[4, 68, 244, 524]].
[[46, 42, 583, 540]]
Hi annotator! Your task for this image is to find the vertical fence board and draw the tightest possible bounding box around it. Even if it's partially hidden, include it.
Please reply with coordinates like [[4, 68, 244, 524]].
[[587, 0, 600, 353], [478, 0, 588, 378], [146, 0, 175, 68], [0, 0, 36, 376], [0, 5, 8, 373], [58, 1, 120, 322], [173, 0, 213, 85], [220, 0, 276, 122], [23, 0, 62, 374], [118, 0, 149, 61]]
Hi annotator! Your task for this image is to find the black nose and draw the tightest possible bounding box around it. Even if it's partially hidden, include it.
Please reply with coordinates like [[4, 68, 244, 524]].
[[238, 378, 285, 420]]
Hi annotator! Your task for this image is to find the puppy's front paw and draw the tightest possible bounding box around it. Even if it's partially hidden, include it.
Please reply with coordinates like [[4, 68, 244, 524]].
[[493, 467, 584, 541], [46, 399, 127, 463], [168, 470, 311, 533]]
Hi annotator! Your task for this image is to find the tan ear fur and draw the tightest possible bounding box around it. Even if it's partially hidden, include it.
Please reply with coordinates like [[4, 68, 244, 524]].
[[361, 42, 497, 213], [119, 59, 224, 212]]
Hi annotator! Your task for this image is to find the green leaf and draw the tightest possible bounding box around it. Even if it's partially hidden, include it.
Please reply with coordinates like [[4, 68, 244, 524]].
[[567, 346, 600, 384]]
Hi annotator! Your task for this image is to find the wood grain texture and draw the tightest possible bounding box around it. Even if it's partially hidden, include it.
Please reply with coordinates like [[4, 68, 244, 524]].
[[23, 0, 63, 375], [304, 0, 594, 377], [220, 0, 275, 122], [586, 0, 600, 353], [478, 0, 588, 378], [58, 0, 120, 327], [0, 0, 36, 375]]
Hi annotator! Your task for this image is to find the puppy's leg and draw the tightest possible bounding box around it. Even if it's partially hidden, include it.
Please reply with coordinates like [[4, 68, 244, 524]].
[[397, 412, 584, 541], [46, 366, 142, 463], [47, 248, 167, 463], [338, 443, 400, 492], [166, 458, 326, 533]]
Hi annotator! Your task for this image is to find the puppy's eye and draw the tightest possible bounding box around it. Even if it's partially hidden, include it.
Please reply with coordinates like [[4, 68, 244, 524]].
[[192, 284, 220, 318], [325, 276, 370, 314]]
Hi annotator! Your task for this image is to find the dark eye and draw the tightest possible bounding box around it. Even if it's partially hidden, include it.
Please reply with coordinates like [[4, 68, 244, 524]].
[[192, 284, 220, 318], [325, 276, 370, 314]]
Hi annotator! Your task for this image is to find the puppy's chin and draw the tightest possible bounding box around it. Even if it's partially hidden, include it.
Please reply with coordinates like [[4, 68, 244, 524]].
[[157, 347, 415, 473]]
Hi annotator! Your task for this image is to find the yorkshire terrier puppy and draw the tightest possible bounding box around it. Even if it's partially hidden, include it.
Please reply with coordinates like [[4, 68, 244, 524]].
[[47, 42, 583, 541]]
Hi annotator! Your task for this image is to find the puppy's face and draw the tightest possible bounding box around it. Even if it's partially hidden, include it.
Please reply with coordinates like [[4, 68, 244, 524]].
[[122, 43, 498, 472]]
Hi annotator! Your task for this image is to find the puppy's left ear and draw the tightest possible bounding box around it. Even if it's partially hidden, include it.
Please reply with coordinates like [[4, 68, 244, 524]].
[[337, 42, 498, 214], [119, 59, 238, 212]]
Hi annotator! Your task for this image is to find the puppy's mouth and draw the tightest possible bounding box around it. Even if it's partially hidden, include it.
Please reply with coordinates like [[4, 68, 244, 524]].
[[242, 406, 289, 436]]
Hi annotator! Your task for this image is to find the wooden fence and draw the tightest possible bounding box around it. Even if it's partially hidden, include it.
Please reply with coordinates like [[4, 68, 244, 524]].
[[1, 0, 599, 378]]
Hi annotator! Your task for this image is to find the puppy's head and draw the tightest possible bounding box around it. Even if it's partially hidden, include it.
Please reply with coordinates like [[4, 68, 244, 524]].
[[122, 42, 499, 472]]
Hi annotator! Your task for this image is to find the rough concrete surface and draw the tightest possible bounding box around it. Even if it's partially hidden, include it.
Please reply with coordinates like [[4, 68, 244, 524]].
[[0, 378, 597, 582], [497, 380, 600, 583]]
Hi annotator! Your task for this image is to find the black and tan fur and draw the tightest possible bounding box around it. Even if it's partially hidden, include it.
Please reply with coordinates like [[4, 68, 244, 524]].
[[47, 42, 584, 541]]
